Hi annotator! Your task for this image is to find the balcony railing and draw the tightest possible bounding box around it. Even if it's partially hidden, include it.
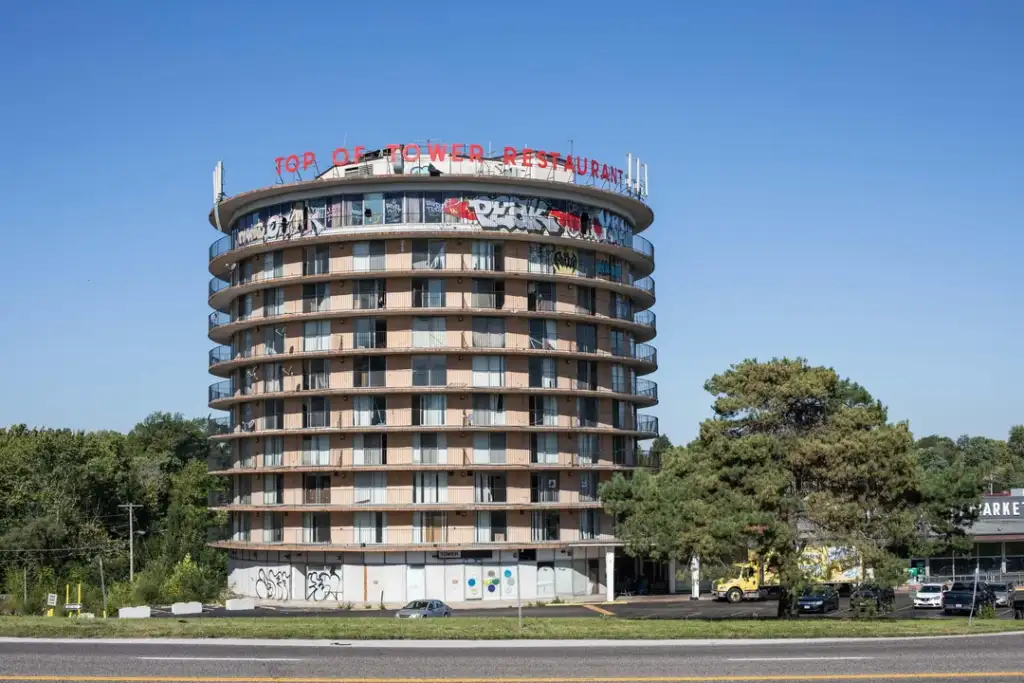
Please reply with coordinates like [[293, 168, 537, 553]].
[[209, 380, 233, 402], [632, 234, 654, 260], [209, 277, 231, 296], [210, 235, 232, 260], [303, 411, 331, 429], [632, 276, 655, 296], [636, 414, 659, 436], [207, 416, 231, 436], [633, 310, 656, 329], [635, 378, 658, 400], [209, 345, 232, 366], [634, 343, 657, 365], [209, 311, 231, 330], [354, 331, 387, 349]]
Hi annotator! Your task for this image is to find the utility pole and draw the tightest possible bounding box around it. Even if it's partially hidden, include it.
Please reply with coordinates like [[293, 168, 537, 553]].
[[118, 504, 142, 582], [98, 556, 108, 619]]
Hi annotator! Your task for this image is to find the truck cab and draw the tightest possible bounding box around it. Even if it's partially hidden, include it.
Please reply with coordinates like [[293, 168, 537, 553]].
[[713, 563, 776, 603]]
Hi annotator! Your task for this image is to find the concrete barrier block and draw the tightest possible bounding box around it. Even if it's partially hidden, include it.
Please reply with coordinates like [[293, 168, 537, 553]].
[[224, 598, 255, 611], [118, 606, 151, 619], [171, 601, 203, 615]]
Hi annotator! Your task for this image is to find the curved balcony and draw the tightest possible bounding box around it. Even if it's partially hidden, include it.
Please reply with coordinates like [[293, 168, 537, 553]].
[[635, 378, 658, 400], [636, 414, 659, 437], [209, 345, 232, 366], [207, 263, 656, 314], [633, 343, 657, 366], [632, 234, 654, 260], [209, 380, 233, 403], [208, 311, 230, 331], [633, 310, 655, 329], [210, 234, 232, 260]]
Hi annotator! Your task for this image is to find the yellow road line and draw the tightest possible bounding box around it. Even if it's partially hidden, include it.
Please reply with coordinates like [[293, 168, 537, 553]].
[[583, 603, 616, 616], [0, 673, 1023, 682]]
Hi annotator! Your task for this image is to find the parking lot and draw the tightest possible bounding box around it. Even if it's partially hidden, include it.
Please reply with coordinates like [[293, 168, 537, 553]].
[[150, 593, 1019, 620]]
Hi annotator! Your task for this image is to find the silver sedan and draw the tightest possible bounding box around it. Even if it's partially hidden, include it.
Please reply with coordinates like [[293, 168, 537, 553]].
[[395, 600, 453, 618]]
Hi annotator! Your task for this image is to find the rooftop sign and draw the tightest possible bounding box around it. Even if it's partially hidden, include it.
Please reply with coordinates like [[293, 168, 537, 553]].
[[273, 142, 649, 198]]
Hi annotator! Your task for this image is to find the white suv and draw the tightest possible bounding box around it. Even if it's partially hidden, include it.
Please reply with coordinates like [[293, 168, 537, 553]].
[[913, 583, 944, 609]]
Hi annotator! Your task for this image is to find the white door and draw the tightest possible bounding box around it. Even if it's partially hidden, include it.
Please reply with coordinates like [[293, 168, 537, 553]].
[[406, 565, 426, 601], [444, 563, 464, 603], [572, 560, 588, 596], [554, 560, 573, 596], [536, 563, 555, 599], [465, 563, 483, 600]]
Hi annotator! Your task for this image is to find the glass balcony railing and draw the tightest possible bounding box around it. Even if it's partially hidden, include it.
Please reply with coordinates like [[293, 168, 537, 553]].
[[634, 378, 658, 400], [209, 277, 231, 296], [636, 414, 659, 436], [209, 345, 232, 366], [209, 311, 230, 330], [209, 380, 233, 402], [634, 343, 657, 365], [209, 235, 232, 260], [632, 234, 654, 260], [633, 310, 656, 329], [632, 276, 655, 296], [207, 416, 231, 436]]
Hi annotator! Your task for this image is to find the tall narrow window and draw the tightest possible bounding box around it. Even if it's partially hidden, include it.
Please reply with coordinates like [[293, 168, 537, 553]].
[[529, 319, 557, 350], [303, 320, 330, 352], [353, 433, 387, 465], [264, 287, 284, 316], [472, 279, 505, 309], [353, 356, 386, 387], [303, 245, 329, 276], [354, 511, 386, 544], [413, 432, 447, 464], [576, 285, 596, 315], [412, 316, 446, 348], [266, 326, 286, 355], [353, 240, 386, 271], [412, 355, 446, 386], [265, 362, 283, 393], [531, 433, 559, 464], [303, 359, 330, 390], [529, 396, 558, 426], [354, 472, 387, 504], [263, 436, 283, 467], [577, 434, 598, 466], [413, 472, 448, 504], [353, 396, 387, 426], [529, 357, 557, 388], [354, 279, 386, 309], [576, 324, 597, 353], [472, 317, 505, 348], [354, 317, 387, 349], [472, 356, 505, 387], [412, 239, 446, 269], [412, 394, 446, 426], [302, 283, 330, 313], [263, 511, 284, 543], [302, 435, 331, 466], [471, 394, 505, 426], [412, 278, 446, 307], [471, 241, 503, 271], [473, 433, 506, 464], [264, 250, 284, 280], [527, 281, 555, 312], [302, 512, 331, 544]]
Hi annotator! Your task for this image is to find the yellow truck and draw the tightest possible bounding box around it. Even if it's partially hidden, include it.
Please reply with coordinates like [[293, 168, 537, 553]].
[[712, 546, 862, 603]]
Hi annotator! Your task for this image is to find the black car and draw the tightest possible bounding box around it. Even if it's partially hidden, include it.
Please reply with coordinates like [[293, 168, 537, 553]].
[[797, 584, 840, 614], [942, 581, 995, 616], [850, 584, 896, 612]]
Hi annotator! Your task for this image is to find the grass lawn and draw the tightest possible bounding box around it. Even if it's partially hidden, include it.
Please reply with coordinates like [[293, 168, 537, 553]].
[[1, 616, 1023, 640]]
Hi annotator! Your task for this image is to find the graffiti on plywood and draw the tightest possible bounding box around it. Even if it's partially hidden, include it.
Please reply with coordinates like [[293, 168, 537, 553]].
[[305, 567, 343, 602], [253, 568, 291, 600]]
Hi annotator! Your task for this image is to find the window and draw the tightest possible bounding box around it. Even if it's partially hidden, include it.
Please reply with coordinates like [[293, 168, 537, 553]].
[[531, 472, 559, 503], [577, 433, 598, 466], [576, 285, 596, 315], [472, 355, 505, 387], [413, 472, 448, 504], [529, 357, 557, 388], [529, 319, 557, 350], [413, 432, 447, 464], [611, 330, 634, 357], [423, 193, 443, 224], [303, 397, 331, 428], [237, 294, 253, 321], [412, 316, 446, 348], [302, 512, 331, 544], [303, 474, 330, 505], [240, 366, 256, 395], [353, 395, 387, 426], [353, 240, 387, 271], [531, 511, 560, 542], [264, 287, 284, 316], [610, 292, 632, 321], [577, 360, 598, 391], [476, 511, 507, 543], [355, 511, 386, 544], [472, 279, 505, 309], [529, 396, 558, 426], [302, 283, 330, 313], [531, 433, 559, 464], [611, 365, 628, 394], [263, 399, 283, 430], [239, 403, 255, 432], [264, 250, 284, 280], [354, 317, 387, 349], [472, 241, 503, 271], [266, 326, 286, 355], [413, 511, 447, 543], [577, 397, 598, 428], [353, 356, 386, 387], [577, 249, 596, 278], [354, 472, 387, 504], [576, 324, 597, 353], [238, 260, 253, 285], [612, 435, 632, 465], [412, 239, 446, 269], [303, 245, 329, 276], [362, 193, 383, 225], [579, 510, 600, 540], [237, 439, 254, 467], [302, 435, 331, 465], [413, 278, 446, 307], [384, 193, 403, 224], [475, 473, 507, 503], [303, 320, 330, 352], [578, 472, 598, 502], [346, 195, 364, 226], [472, 317, 505, 348], [231, 512, 251, 542], [528, 281, 555, 312], [612, 400, 628, 429], [528, 243, 554, 274], [303, 359, 330, 390], [412, 355, 446, 387], [263, 511, 284, 543], [471, 394, 505, 426], [264, 475, 284, 507], [233, 474, 252, 505], [353, 433, 387, 465], [240, 330, 253, 358], [473, 433, 506, 464], [265, 362, 283, 393], [354, 278, 386, 309], [263, 436, 283, 467], [412, 394, 446, 426]]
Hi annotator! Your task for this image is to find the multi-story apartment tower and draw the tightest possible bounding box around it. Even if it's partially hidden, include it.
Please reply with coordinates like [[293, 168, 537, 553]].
[[206, 143, 658, 604]]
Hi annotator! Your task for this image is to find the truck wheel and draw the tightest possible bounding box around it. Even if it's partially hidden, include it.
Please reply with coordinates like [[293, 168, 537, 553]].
[[727, 588, 743, 604]]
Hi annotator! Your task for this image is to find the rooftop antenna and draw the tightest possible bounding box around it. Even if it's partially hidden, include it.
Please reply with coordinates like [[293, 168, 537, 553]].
[[212, 161, 225, 231]]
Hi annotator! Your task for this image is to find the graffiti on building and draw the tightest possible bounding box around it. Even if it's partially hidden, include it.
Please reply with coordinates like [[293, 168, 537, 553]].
[[596, 258, 623, 282], [305, 568, 343, 602], [552, 247, 578, 275], [234, 201, 326, 249], [253, 568, 291, 600]]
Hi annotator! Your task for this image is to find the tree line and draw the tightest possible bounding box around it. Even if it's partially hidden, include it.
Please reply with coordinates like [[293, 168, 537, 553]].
[[601, 358, 1024, 617], [0, 413, 225, 614]]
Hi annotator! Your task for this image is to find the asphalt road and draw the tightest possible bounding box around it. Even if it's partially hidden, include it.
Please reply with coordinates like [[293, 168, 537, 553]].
[[154, 593, 1020, 620], [1, 634, 1024, 682]]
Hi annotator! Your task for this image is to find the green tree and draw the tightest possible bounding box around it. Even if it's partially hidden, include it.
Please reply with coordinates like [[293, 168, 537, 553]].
[[604, 358, 930, 617]]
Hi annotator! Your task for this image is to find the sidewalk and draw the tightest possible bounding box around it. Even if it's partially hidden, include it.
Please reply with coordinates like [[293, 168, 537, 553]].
[[250, 593, 699, 611]]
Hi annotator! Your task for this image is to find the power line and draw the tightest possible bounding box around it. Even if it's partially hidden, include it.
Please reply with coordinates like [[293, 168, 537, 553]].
[[0, 543, 124, 554]]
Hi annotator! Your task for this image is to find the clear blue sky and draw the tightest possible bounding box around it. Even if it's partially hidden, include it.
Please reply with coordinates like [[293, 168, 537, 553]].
[[1, 1, 1021, 444]]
